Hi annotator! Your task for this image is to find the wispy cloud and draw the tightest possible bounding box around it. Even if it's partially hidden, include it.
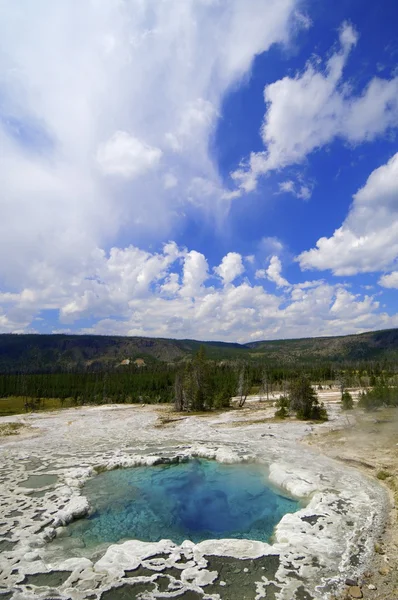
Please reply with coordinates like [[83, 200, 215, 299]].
[[232, 22, 398, 194]]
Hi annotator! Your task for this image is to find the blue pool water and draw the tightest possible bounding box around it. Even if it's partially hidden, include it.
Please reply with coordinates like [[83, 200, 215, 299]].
[[68, 459, 300, 546]]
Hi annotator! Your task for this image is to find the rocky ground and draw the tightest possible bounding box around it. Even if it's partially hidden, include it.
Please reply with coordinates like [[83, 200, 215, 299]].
[[0, 393, 394, 600]]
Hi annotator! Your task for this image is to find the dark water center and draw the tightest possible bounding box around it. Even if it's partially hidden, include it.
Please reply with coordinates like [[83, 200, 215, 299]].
[[68, 459, 299, 546]]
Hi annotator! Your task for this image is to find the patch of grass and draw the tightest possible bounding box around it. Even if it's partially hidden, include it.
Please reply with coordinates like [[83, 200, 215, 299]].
[[0, 422, 25, 436], [377, 469, 392, 480], [0, 396, 75, 417], [228, 417, 275, 427], [154, 414, 187, 428], [377, 471, 398, 513]]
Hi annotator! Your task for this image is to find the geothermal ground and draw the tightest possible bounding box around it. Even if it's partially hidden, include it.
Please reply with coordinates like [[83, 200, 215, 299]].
[[0, 392, 396, 600]]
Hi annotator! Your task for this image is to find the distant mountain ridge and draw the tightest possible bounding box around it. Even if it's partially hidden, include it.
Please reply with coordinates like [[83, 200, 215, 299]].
[[1, 328, 398, 372]]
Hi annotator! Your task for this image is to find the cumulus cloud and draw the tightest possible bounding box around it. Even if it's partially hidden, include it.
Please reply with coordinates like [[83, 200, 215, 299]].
[[232, 22, 398, 193], [181, 251, 209, 298], [214, 253, 245, 285], [379, 272, 398, 289], [298, 152, 398, 275], [264, 256, 290, 288], [1, 241, 396, 342], [60, 241, 182, 320]]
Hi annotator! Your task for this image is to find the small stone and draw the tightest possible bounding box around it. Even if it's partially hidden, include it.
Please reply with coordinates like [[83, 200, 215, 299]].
[[345, 578, 358, 587], [243, 568, 248, 573], [374, 542, 385, 554], [367, 584, 377, 590], [348, 586, 363, 599], [362, 571, 372, 578], [378, 566, 390, 576]]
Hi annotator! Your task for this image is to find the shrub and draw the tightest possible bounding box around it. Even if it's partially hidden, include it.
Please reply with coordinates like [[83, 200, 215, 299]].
[[274, 395, 289, 419], [341, 391, 354, 410], [358, 383, 398, 411], [310, 401, 328, 421], [376, 470, 391, 481]]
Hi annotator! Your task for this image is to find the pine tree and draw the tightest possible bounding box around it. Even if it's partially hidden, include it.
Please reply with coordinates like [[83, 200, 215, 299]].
[[289, 377, 328, 421]]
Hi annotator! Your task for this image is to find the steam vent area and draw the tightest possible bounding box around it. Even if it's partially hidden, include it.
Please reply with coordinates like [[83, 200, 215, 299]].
[[0, 400, 391, 600]]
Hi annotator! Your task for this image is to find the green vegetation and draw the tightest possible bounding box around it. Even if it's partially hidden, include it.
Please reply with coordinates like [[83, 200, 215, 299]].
[[174, 347, 236, 411], [0, 396, 76, 416], [274, 378, 328, 421], [288, 377, 328, 421], [274, 395, 289, 419], [0, 368, 176, 409], [2, 327, 398, 373], [358, 382, 398, 411], [341, 391, 354, 410], [376, 470, 392, 481], [0, 333, 247, 373], [1, 328, 398, 417], [247, 328, 398, 365]]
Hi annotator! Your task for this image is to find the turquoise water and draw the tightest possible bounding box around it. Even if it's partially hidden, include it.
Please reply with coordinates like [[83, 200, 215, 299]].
[[68, 459, 299, 546]]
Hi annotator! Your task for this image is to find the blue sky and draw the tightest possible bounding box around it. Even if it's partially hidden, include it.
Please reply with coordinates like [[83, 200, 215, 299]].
[[1, 0, 398, 342]]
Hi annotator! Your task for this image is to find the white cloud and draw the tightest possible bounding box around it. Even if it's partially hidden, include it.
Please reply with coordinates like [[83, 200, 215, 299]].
[[232, 22, 398, 193], [214, 252, 245, 285], [258, 236, 285, 257], [81, 275, 396, 342], [265, 255, 290, 288], [180, 251, 209, 298], [165, 99, 217, 154], [163, 173, 178, 189], [279, 180, 313, 200], [2, 5, 396, 342], [379, 272, 398, 289], [298, 152, 398, 275], [0, 0, 300, 291], [255, 270, 267, 279], [97, 131, 162, 178], [160, 273, 180, 297], [330, 288, 379, 318], [279, 180, 295, 195], [280, 180, 295, 193], [1, 241, 395, 342]]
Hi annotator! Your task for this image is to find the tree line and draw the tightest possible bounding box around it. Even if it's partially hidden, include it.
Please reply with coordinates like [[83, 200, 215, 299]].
[[1, 346, 398, 414]]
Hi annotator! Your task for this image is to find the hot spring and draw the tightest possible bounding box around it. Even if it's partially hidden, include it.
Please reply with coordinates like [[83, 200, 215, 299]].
[[66, 459, 300, 547]]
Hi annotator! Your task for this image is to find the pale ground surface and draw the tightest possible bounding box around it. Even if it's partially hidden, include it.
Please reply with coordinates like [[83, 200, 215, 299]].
[[0, 391, 394, 600], [306, 404, 398, 600]]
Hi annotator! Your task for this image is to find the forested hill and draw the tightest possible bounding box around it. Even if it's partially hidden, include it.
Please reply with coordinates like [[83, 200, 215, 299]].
[[1, 328, 398, 373], [0, 334, 246, 373], [247, 328, 398, 364]]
